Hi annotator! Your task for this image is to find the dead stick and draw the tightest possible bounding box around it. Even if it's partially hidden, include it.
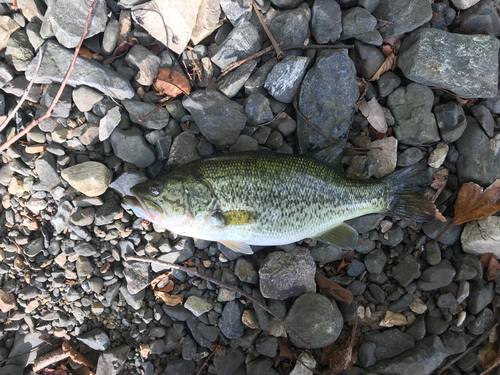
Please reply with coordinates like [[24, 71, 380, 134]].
[[251, 0, 283, 59], [10, 0, 17, 9], [0, 45, 44, 133], [32, 349, 70, 372], [139, 98, 175, 122], [437, 323, 498, 374], [218, 45, 274, 81], [0, 0, 98, 154], [293, 87, 333, 143], [195, 346, 220, 375], [124, 254, 311, 347]]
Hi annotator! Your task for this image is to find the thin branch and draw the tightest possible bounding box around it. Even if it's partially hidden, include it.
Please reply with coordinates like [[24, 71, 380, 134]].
[[0, 45, 44, 133], [0, 343, 49, 367], [195, 345, 220, 375], [10, 0, 18, 9], [32, 349, 70, 372], [124, 254, 310, 347], [293, 87, 333, 143], [251, 0, 283, 59], [139, 97, 175, 121], [246, 106, 287, 128], [0, 0, 98, 154], [218, 45, 274, 81]]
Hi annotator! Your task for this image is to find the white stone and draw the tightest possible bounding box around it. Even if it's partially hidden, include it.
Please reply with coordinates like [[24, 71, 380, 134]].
[[428, 142, 449, 168], [457, 311, 466, 327], [450, 0, 480, 9], [184, 295, 213, 317], [61, 161, 111, 197], [191, 0, 222, 45], [99, 106, 121, 141], [456, 281, 469, 304], [461, 216, 500, 258], [368, 136, 398, 178], [0, 16, 21, 51], [290, 352, 316, 375]]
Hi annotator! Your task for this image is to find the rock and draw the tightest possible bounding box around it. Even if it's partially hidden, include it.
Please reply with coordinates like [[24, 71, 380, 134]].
[[39, 84, 72, 118], [49, 0, 107, 48], [364, 328, 415, 360], [422, 216, 463, 246], [455, 116, 497, 185], [122, 99, 169, 130], [284, 293, 343, 349], [95, 345, 130, 375], [191, 0, 221, 45], [25, 22, 44, 51], [6, 30, 34, 71], [310, 243, 348, 265], [387, 83, 440, 145], [433, 101, 467, 143], [125, 45, 161, 86], [425, 241, 441, 266], [377, 71, 401, 98], [186, 317, 219, 347], [364, 248, 387, 274], [51, 201, 73, 234], [26, 40, 134, 100], [183, 90, 246, 148], [341, 7, 377, 40], [131, 0, 202, 54], [471, 104, 495, 137], [468, 280, 494, 314], [297, 50, 358, 152], [264, 56, 309, 104], [219, 300, 245, 339], [184, 296, 212, 317], [220, 0, 251, 25], [450, 0, 500, 36], [0, 16, 21, 51], [61, 162, 111, 197], [234, 257, 258, 284], [110, 127, 156, 168], [428, 142, 449, 168], [78, 329, 111, 351], [0, 289, 16, 312], [358, 341, 377, 367], [109, 171, 148, 197], [349, 41, 385, 79], [398, 28, 499, 98], [73, 86, 104, 112], [392, 255, 421, 287], [259, 248, 316, 300], [431, 2, 457, 30], [167, 132, 201, 166], [268, 8, 310, 52], [368, 136, 397, 178], [74, 242, 97, 256], [211, 21, 260, 69], [468, 308, 495, 335], [247, 357, 276, 375], [373, 0, 432, 38], [289, 352, 316, 375], [217, 60, 257, 98], [213, 348, 245, 375], [76, 257, 94, 278], [451, 0, 480, 9], [34, 152, 61, 191], [0, 365, 23, 375], [379, 311, 407, 327], [461, 217, 500, 258], [99, 107, 121, 141], [0, 64, 15, 88], [456, 281, 470, 304], [244, 94, 274, 125], [270, 0, 304, 7], [101, 16, 120, 56], [311, 0, 341, 44], [124, 261, 150, 294], [369, 335, 448, 375], [418, 259, 456, 291]]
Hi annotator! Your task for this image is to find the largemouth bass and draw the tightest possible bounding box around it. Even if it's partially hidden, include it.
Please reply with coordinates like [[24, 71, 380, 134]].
[[124, 144, 440, 254]]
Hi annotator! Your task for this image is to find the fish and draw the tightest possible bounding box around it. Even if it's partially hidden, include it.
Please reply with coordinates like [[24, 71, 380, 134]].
[[123, 143, 442, 255]]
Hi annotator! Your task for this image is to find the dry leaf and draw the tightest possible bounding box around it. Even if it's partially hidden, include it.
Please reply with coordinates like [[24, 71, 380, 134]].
[[368, 126, 392, 141], [154, 291, 183, 306], [154, 68, 191, 97], [337, 250, 355, 273], [369, 53, 397, 81], [438, 179, 500, 239], [478, 342, 498, 370], [316, 275, 354, 305], [150, 273, 169, 290], [320, 317, 358, 375], [102, 38, 138, 65], [173, 337, 185, 356], [481, 254, 500, 281], [158, 280, 174, 293], [430, 168, 449, 203], [356, 77, 368, 111], [275, 339, 295, 367], [358, 97, 388, 133], [78, 47, 98, 59], [383, 36, 403, 53]]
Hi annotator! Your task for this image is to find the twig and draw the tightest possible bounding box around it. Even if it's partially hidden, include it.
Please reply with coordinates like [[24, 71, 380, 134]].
[[139, 97, 175, 121], [293, 87, 333, 143], [251, 0, 283, 59], [195, 346, 220, 375], [245, 106, 287, 128], [0, 0, 98, 154], [0, 343, 48, 367], [0, 45, 44, 133], [32, 349, 70, 372], [437, 323, 499, 374], [124, 254, 310, 347], [10, 0, 17, 9], [218, 45, 274, 81]]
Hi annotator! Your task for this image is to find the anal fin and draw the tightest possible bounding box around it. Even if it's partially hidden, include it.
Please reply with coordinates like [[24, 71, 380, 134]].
[[316, 223, 358, 250], [220, 240, 254, 254]]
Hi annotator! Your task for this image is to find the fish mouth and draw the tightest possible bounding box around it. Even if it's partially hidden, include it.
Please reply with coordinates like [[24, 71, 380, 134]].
[[124, 195, 152, 221]]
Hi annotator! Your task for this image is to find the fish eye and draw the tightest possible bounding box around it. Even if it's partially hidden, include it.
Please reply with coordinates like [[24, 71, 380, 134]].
[[149, 186, 161, 196]]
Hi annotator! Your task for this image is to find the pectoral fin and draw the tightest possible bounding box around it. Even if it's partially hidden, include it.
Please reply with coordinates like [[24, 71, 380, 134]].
[[222, 210, 256, 226], [220, 240, 254, 254], [308, 139, 345, 173], [316, 223, 358, 250]]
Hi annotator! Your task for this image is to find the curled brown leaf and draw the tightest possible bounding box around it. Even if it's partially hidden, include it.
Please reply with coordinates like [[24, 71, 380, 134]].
[[480, 254, 500, 281], [316, 275, 353, 305], [154, 68, 191, 97]]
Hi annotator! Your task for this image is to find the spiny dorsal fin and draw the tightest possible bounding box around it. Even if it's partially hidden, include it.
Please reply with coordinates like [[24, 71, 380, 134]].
[[308, 140, 345, 173], [316, 223, 358, 250]]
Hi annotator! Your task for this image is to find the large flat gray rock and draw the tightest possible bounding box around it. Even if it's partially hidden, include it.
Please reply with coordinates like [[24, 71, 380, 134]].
[[398, 28, 499, 98], [25, 40, 134, 100]]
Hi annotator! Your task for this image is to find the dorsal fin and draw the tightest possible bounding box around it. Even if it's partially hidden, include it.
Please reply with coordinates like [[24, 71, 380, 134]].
[[308, 140, 345, 173]]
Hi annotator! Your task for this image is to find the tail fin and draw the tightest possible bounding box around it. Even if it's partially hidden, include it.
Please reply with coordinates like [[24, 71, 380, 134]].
[[384, 162, 440, 222]]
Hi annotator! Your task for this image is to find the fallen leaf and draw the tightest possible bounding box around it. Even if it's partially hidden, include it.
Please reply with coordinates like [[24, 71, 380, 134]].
[[355, 77, 368, 111], [173, 337, 185, 356], [382, 36, 403, 54], [102, 38, 138, 65], [430, 168, 449, 203], [368, 126, 392, 141], [369, 53, 397, 81], [78, 47, 98, 59], [358, 97, 388, 133], [157, 280, 174, 293], [320, 316, 358, 374], [478, 342, 498, 370], [150, 273, 169, 290], [481, 254, 500, 281], [438, 179, 500, 239], [316, 275, 354, 305], [154, 68, 191, 97], [154, 291, 183, 306], [337, 250, 355, 274]]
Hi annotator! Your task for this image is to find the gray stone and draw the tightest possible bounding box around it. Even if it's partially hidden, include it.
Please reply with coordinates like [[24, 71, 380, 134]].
[[26, 40, 134, 100], [109, 171, 148, 197], [437, 292, 458, 309], [468, 280, 494, 314], [214, 348, 245, 375], [268, 8, 309, 52], [110, 127, 156, 168], [434, 101, 467, 143], [184, 296, 212, 317], [0, 64, 15, 88], [405, 315, 426, 341], [78, 329, 111, 351], [310, 243, 348, 265], [125, 45, 161, 86], [244, 94, 273, 125], [186, 317, 220, 347], [156, 136, 173, 161], [259, 248, 316, 300], [461, 216, 500, 258], [346, 214, 384, 233], [101, 16, 120, 56], [359, 0, 381, 13], [51, 201, 73, 234], [217, 60, 257, 98], [422, 217, 463, 246], [61, 162, 111, 197], [234, 257, 258, 284], [0, 15, 20, 51], [220, 0, 251, 25], [270, 0, 304, 7], [244, 58, 279, 95], [124, 261, 150, 294], [364, 248, 387, 274], [74, 242, 98, 256], [358, 341, 377, 367], [49, 0, 107, 48], [364, 328, 415, 360], [347, 259, 366, 277], [341, 7, 377, 40], [431, 2, 457, 30], [0, 365, 22, 375], [183, 90, 246, 149], [264, 56, 309, 104], [387, 83, 440, 146], [373, 0, 432, 38], [441, 331, 467, 356], [167, 132, 201, 166], [211, 21, 260, 70], [99, 107, 121, 141], [76, 257, 94, 278], [392, 255, 421, 287], [471, 104, 495, 137], [450, 0, 500, 36], [425, 241, 441, 266], [418, 259, 456, 291], [122, 99, 169, 130], [425, 316, 449, 335], [311, 0, 342, 44], [95, 345, 130, 375], [6, 30, 34, 71], [246, 357, 276, 375], [398, 28, 499, 98], [377, 71, 401, 98], [297, 50, 358, 152], [40, 84, 72, 118], [191, 0, 222, 45], [73, 86, 104, 112], [219, 300, 245, 339], [284, 293, 343, 349], [163, 359, 195, 375]]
